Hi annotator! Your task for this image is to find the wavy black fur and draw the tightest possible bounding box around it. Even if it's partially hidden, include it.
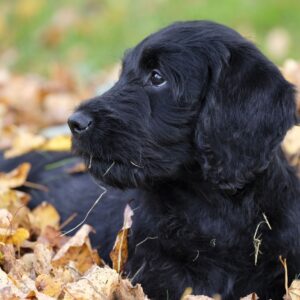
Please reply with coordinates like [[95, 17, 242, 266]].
[[2, 21, 300, 299]]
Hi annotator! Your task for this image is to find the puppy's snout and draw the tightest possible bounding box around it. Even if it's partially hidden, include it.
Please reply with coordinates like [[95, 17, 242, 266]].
[[68, 111, 93, 135]]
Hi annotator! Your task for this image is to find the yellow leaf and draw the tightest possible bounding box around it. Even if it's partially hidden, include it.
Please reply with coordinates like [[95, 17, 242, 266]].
[[4, 131, 45, 158], [0, 189, 31, 208], [0, 163, 31, 191], [41, 135, 71, 152], [31, 202, 60, 233], [11, 228, 30, 246]]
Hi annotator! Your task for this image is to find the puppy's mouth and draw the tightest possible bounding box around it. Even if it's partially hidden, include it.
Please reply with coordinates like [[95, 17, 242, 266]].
[[79, 151, 145, 188]]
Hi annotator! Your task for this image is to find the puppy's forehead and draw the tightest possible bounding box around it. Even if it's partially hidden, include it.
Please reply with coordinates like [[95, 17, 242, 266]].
[[122, 21, 242, 72]]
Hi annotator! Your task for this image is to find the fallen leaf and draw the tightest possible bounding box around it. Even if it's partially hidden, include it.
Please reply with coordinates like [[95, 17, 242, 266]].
[[38, 225, 68, 248], [33, 243, 53, 275], [63, 265, 118, 300], [31, 202, 60, 233], [4, 131, 45, 158], [0, 267, 26, 298], [63, 265, 147, 300], [41, 135, 71, 152], [289, 280, 300, 300], [0, 244, 16, 273], [11, 227, 30, 247], [0, 189, 31, 208], [283, 126, 300, 156], [52, 224, 101, 273], [114, 278, 148, 300], [0, 209, 15, 236], [110, 204, 134, 273], [35, 274, 62, 298], [0, 163, 31, 191]]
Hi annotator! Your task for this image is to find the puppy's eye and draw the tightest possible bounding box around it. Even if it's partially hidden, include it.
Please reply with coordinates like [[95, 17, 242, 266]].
[[150, 70, 166, 87]]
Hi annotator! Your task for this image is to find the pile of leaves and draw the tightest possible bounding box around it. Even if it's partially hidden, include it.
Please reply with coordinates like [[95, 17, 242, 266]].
[[0, 60, 300, 299], [0, 163, 147, 299]]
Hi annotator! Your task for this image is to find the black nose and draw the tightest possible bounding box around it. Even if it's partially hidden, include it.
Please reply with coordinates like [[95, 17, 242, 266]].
[[68, 111, 93, 135]]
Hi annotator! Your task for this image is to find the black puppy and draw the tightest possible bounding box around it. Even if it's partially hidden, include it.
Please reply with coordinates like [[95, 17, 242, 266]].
[[2, 21, 300, 299]]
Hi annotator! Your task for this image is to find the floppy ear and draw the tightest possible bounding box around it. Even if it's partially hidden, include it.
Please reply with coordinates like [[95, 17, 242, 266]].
[[195, 44, 297, 191]]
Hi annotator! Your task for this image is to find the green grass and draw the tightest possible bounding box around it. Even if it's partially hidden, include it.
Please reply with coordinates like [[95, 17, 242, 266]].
[[0, 0, 299, 78]]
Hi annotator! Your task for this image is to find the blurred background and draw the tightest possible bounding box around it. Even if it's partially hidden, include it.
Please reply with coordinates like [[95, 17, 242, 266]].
[[0, 0, 299, 164], [0, 0, 300, 77]]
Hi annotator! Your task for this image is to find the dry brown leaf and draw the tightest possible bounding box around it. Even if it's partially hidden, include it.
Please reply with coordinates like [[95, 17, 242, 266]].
[[63, 265, 147, 300], [0, 267, 26, 298], [33, 243, 53, 275], [0, 244, 16, 273], [53, 224, 93, 260], [289, 280, 300, 300], [31, 202, 60, 233], [110, 205, 134, 273], [0, 163, 31, 191], [52, 224, 100, 274], [63, 265, 118, 300], [114, 278, 148, 300], [0, 189, 32, 234], [19, 253, 35, 276], [52, 266, 80, 287], [38, 225, 68, 248], [283, 126, 300, 156], [53, 243, 100, 274], [35, 274, 62, 298], [0, 209, 15, 236]]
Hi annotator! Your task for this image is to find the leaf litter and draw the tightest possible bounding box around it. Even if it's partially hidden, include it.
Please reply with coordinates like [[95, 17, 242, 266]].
[[0, 61, 300, 299]]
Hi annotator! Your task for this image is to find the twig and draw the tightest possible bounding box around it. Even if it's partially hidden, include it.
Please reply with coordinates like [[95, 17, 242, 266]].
[[253, 213, 272, 265], [279, 256, 289, 297], [24, 181, 49, 192], [59, 213, 78, 230]]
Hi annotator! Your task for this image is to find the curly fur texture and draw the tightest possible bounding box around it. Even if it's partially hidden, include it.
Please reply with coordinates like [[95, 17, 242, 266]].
[[69, 21, 300, 299], [2, 21, 300, 299]]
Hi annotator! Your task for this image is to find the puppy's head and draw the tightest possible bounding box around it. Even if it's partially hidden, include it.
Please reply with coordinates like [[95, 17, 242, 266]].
[[68, 21, 297, 190]]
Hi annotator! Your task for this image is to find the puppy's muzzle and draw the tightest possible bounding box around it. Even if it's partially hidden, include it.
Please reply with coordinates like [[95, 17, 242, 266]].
[[68, 111, 93, 135]]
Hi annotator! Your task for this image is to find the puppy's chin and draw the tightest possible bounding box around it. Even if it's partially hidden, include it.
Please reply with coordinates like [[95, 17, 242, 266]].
[[82, 155, 146, 189]]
